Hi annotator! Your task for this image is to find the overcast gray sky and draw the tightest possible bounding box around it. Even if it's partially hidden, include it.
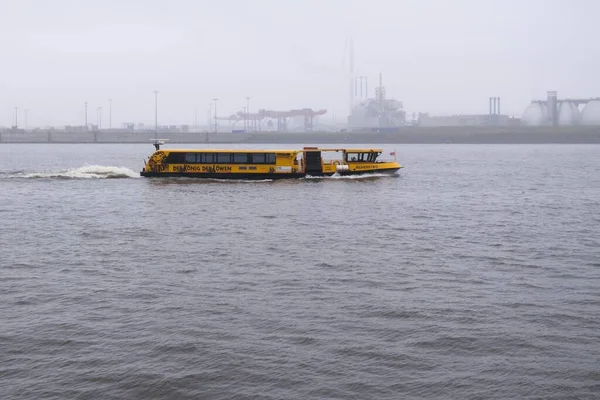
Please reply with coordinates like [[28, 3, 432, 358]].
[[1, 0, 598, 127]]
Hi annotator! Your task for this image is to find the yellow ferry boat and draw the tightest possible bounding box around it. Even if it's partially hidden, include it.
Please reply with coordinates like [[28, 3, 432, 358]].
[[140, 140, 402, 179]]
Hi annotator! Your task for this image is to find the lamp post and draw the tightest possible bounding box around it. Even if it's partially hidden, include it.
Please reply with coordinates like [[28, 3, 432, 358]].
[[194, 107, 198, 132], [97, 106, 102, 130], [154, 90, 158, 137], [245, 96, 250, 132], [212, 98, 218, 133], [242, 106, 247, 132]]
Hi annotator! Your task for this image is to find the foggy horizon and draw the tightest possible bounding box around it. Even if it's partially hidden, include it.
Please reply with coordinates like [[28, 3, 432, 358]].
[[2, 0, 599, 128]]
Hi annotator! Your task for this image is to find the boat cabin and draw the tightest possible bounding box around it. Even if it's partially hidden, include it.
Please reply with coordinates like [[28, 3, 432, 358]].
[[344, 150, 382, 163]]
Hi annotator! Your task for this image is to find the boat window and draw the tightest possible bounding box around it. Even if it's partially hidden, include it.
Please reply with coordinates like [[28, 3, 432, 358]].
[[198, 153, 213, 163], [184, 153, 197, 163], [233, 153, 248, 164], [346, 152, 360, 162], [251, 153, 265, 163], [345, 152, 379, 162], [166, 152, 185, 163], [250, 153, 276, 164], [216, 153, 231, 163]]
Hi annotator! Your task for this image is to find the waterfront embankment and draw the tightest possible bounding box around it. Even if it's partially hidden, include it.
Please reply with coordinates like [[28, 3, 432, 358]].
[[1, 126, 599, 144]]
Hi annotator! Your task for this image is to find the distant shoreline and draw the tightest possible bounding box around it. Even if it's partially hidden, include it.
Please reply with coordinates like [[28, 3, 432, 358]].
[[1, 126, 600, 144]]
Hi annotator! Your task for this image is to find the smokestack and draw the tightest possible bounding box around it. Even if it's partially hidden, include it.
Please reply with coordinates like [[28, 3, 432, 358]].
[[365, 77, 368, 98], [547, 91, 558, 126], [348, 36, 354, 115], [361, 77, 363, 97], [497, 97, 501, 115], [489, 97, 492, 115], [493, 97, 497, 115]]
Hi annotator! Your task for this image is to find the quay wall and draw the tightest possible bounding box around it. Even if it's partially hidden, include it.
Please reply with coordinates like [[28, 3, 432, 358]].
[[1, 126, 600, 144]]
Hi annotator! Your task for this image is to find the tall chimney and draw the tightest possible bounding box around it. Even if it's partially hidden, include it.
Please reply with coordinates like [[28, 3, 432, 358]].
[[497, 97, 501, 115], [547, 91, 558, 126], [348, 36, 354, 116]]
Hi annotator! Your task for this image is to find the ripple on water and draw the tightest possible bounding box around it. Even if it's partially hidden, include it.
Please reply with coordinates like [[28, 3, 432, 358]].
[[1, 144, 600, 399]]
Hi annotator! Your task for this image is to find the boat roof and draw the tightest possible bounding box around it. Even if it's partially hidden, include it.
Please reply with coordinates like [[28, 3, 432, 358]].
[[158, 148, 383, 153]]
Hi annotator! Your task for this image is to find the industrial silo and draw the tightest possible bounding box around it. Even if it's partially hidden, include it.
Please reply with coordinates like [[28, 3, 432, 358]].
[[522, 103, 548, 126], [580, 100, 600, 125], [558, 101, 581, 125]]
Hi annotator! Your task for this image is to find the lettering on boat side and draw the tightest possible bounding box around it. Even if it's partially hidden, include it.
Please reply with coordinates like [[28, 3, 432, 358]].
[[354, 164, 379, 170], [172, 164, 233, 173]]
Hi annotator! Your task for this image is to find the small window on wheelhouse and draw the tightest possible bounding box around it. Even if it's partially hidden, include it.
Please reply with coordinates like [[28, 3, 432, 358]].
[[346, 152, 360, 162], [369, 152, 381, 162]]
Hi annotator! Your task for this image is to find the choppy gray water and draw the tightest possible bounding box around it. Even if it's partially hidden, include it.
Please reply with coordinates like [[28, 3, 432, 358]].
[[1, 143, 599, 399]]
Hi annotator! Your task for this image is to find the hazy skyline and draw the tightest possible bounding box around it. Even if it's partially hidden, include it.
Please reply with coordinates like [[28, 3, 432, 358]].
[[1, 0, 599, 128]]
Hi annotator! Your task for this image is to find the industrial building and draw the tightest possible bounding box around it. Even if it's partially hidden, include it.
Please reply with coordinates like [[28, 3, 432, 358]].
[[343, 37, 407, 132], [217, 108, 327, 132], [417, 97, 511, 127], [522, 91, 600, 126], [347, 73, 406, 132]]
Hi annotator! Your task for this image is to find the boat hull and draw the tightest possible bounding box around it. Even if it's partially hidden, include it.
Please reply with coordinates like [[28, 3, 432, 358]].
[[140, 167, 401, 179]]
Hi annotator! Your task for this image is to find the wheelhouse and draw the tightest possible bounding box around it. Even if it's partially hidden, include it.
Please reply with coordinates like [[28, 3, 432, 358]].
[[343, 150, 382, 163]]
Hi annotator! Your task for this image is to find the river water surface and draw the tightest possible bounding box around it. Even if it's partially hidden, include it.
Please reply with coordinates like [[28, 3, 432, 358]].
[[1, 143, 599, 399]]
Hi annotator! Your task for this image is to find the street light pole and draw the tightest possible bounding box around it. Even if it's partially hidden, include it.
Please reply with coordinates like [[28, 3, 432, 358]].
[[208, 103, 212, 129], [154, 90, 158, 137], [245, 96, 250, 132], [212, 98, 218, 133], [97, 106, 102, 130], [243, 106, 247, 132], [194, 107, 198, 132]]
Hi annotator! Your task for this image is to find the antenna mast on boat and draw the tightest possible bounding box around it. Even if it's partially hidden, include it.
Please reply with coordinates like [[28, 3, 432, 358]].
[[150, 138, 169, 151]]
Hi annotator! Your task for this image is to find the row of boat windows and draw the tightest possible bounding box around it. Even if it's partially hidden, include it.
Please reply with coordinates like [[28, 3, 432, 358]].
[[166, 152, 277, 164], [345, 152, 381, 162]]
